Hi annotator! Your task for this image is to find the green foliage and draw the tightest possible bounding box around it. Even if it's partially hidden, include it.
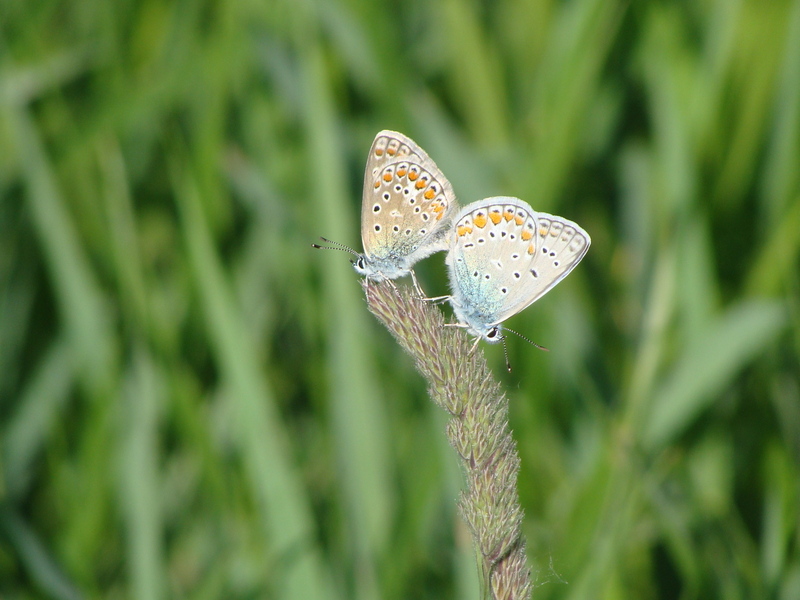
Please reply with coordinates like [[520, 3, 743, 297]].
[[1, 0, 799, 598]]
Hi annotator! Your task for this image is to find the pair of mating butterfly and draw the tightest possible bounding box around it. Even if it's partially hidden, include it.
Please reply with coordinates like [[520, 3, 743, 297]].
[[317, 130, 590, 350]]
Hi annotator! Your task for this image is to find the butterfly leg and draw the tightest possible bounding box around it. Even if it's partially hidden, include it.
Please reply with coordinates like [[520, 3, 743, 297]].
[[409, 270, 426, 297], [469, 335, 481, 354], [421, 294, 452, 305]]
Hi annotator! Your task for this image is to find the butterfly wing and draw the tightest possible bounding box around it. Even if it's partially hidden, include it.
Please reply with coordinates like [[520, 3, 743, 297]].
[[360, 131, 458, 278], [497, 209, 590, 323], [448, 197, 590, 330]]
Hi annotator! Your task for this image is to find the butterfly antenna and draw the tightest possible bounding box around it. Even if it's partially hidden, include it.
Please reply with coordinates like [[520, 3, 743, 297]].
[[502, 326, 549, 352], [502, 335, 512, 372], [311, 237, 359, 258]]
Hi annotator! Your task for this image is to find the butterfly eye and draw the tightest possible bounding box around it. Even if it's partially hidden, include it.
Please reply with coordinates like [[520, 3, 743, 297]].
[[487, 327, 501, 340]]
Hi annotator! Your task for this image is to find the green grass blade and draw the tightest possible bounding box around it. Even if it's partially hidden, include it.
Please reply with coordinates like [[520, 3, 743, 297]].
[[643, 301, 786, 451], [175, 164, 339, 600]]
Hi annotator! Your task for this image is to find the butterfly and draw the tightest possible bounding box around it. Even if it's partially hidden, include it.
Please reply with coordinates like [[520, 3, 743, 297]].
[[445, 196, 590, 346], [314, 131, 458, 288]]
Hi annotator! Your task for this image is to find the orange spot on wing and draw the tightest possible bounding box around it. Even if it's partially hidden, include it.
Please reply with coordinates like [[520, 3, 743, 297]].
[[374, 181, 380, 189], [408, 171, 419, 181], [432, 204, 444, 213], [424, 188, 435, 200], [521, 230, 533, 241], [527, 243, 535, 255], [539, 228, 547, 236], [504, 210, 514, 221], [489, 212, 502, 224], [415, 179, 426, 189], [383, 172, 392, 182], [457, 225, 473, 236], [376, 148, 384, 157], [515, 215, 524, 225], [474, 213, 488, 228], [387, 148, 396, 156], [396, 167, 407, 177], [436, 212, 444, 220]]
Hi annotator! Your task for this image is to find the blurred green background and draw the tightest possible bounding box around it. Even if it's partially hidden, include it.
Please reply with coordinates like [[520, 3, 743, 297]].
[[2, 0, 799, 598]]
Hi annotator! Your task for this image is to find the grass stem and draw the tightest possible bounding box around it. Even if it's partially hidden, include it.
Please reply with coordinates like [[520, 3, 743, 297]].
[[365, 281, 532, 600]]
